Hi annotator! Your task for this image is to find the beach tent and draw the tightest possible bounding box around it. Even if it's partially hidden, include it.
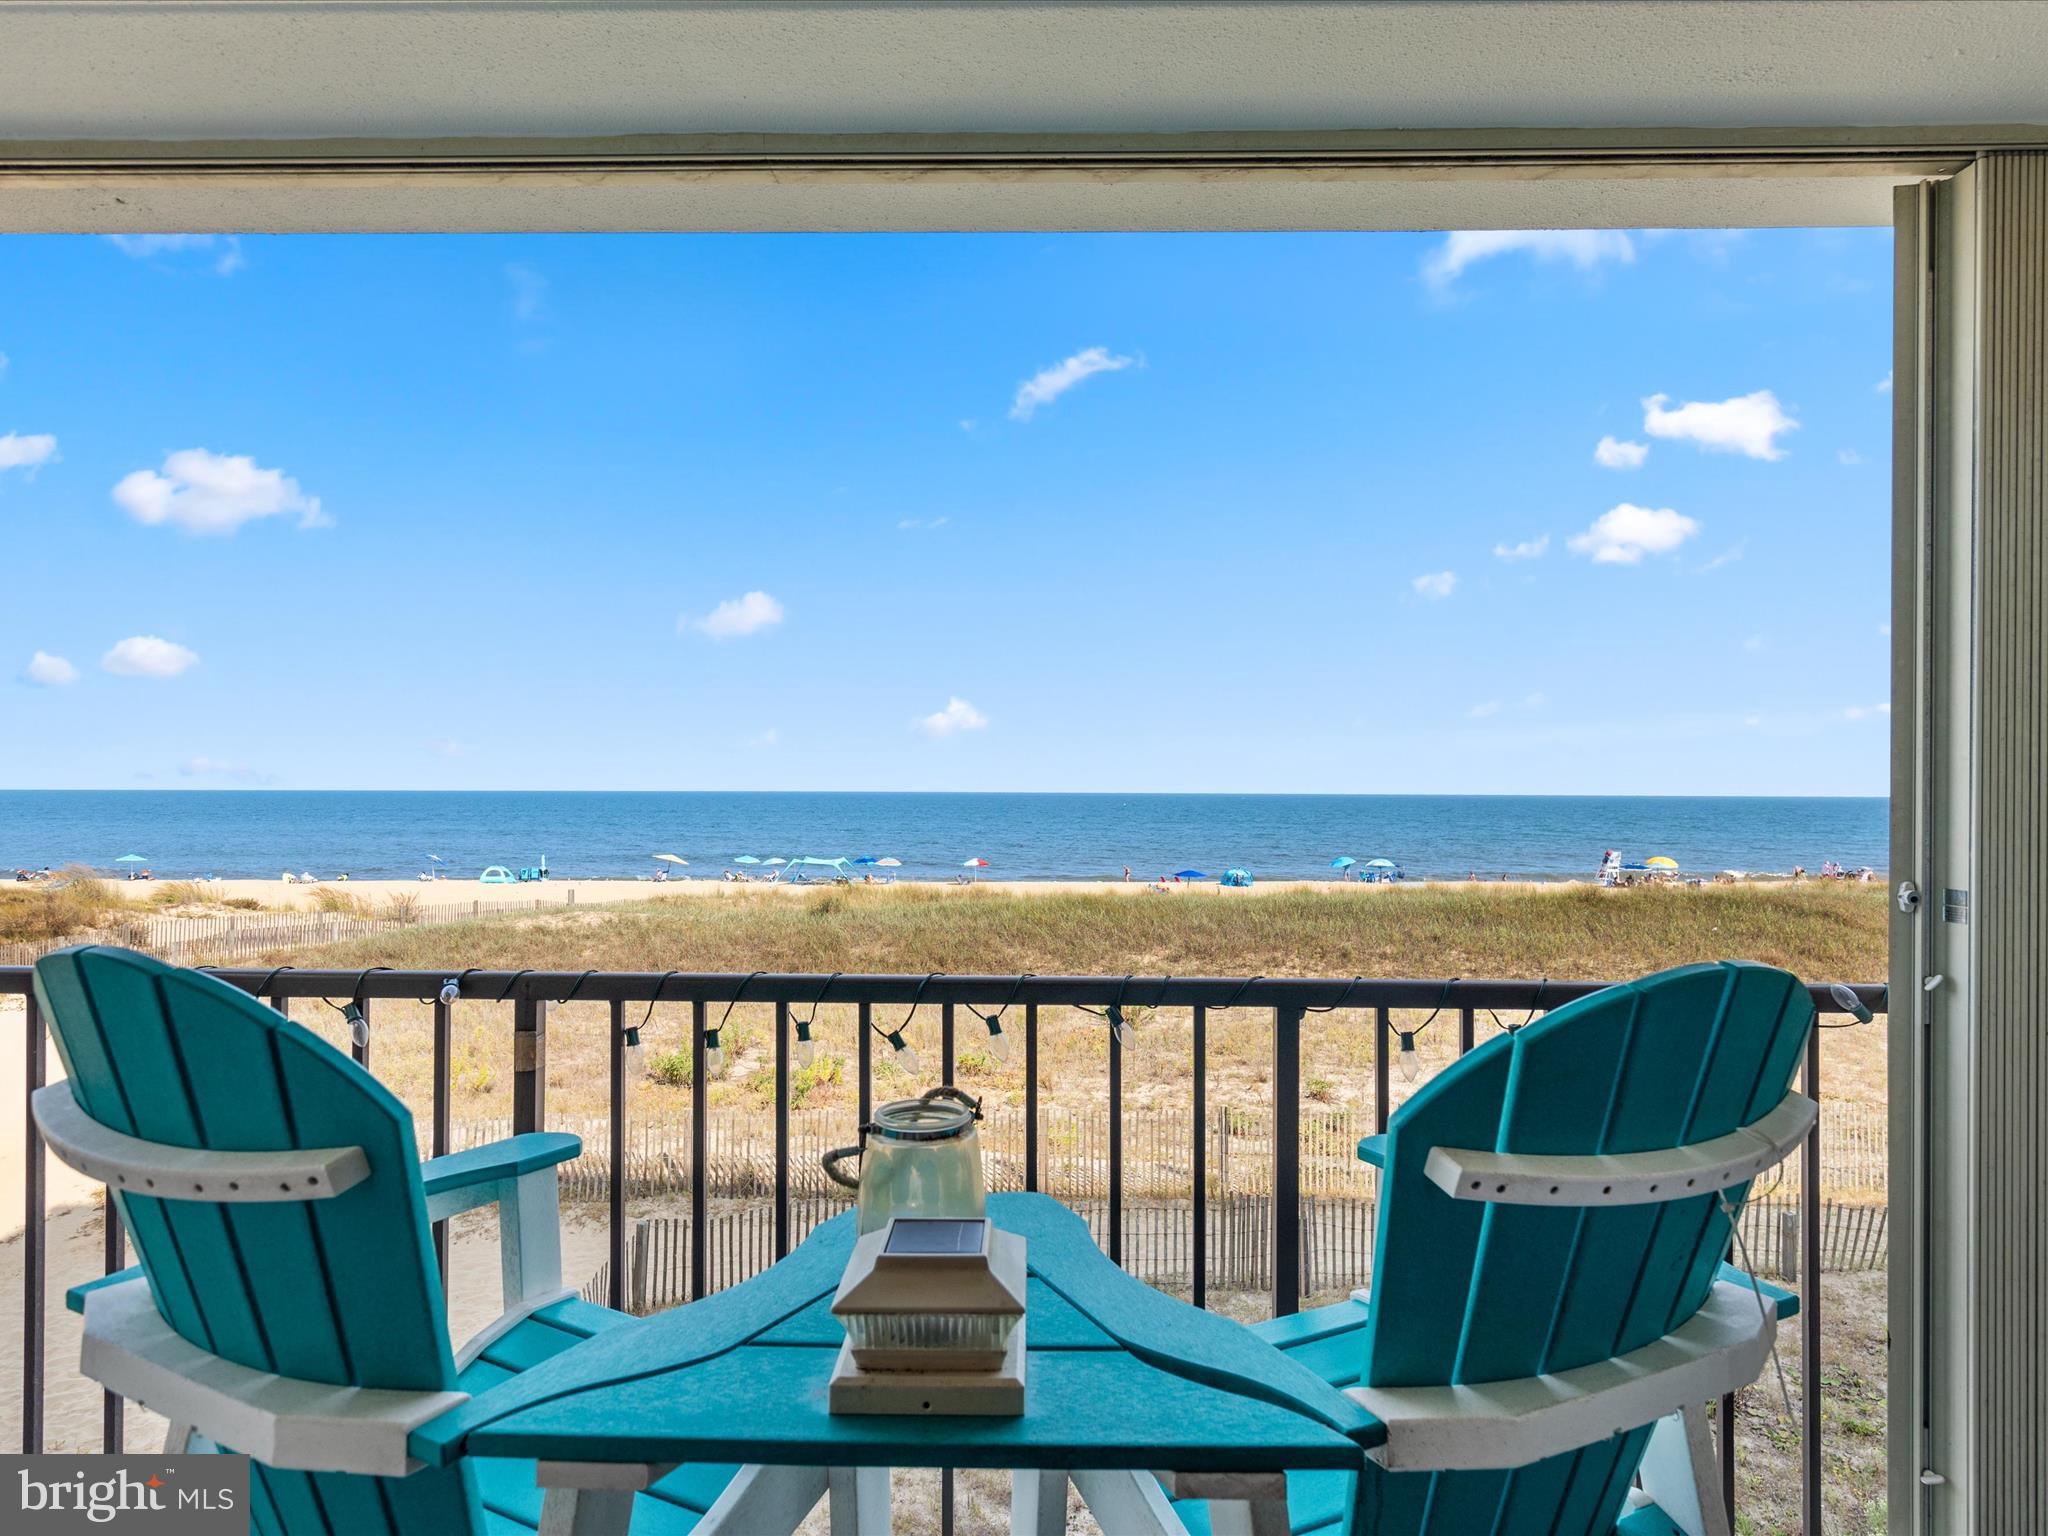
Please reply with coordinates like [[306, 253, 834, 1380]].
[[479, 866, 514, 884], [1220, 868, 1253, 887], [791, 856, 851, 873]]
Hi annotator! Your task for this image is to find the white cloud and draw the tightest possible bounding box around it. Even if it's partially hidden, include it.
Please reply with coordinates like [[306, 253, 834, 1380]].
[[1696, 542, 1746, 574], [113, 449, 326, 535], [1411, 570, 1458, 599], [1593, 435, 1649, 469], [915, 697, 988, 738], [103, 635, 198, 678], [506, 264, 547, 322], [1009, 347, 1134, 421], [180, 756, 258, 781], [105, 233, 243, 276], [1467, 700, 1502, 719], [1642, 390, 1798, 460], [1424, 230, 1635, 288], [897, 516, 950, 531], [1493, 535, 1549, 561], [1521, 692, 1548, 710], [23, 651, 77, 687], [688, 590, 784, 640], [1838, 448, 1865, 466], [0, 431, 57, 475], [1567, 503, 1701, 565], [1876, 371, 1893, 394], [1844, 703, 1892, 722]]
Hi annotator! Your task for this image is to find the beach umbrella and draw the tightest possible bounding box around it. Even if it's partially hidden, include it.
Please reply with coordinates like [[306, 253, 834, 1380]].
[[732, 855, 761, 865], [876, 858, 902, 867], [962, 858, 990, 868], [1330, 856, 1357, 869], [116, 854, 147, 864], [653, 853, 689, 867], [1365, 858, 1397, 869], [764, 857, 787, 866], [1174, 869, 1206, 880], [1645, 856, 1680, 869], [852, 856, 880, 865], [427, 854, 445, 865]]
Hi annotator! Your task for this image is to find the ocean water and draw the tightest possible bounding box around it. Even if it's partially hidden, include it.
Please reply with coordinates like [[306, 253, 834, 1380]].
[[0, 791, 1888, 883]]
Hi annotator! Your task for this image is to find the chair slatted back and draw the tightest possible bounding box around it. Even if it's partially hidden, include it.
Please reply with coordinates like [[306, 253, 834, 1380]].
[[1354, 961, 1814, 1536], [35, 947, 479, 1536]]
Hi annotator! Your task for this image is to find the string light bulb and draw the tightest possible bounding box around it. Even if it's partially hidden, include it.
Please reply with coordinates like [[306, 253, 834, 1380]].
[[437, 978, 461, 1007], [1397, 1030, 1421, 1084], [982, 1013, 1012, 1063], [1107, 1004, 1135, 1052], [341, 1002, 370, 1051], [794, 1017, 818, 1069], [621, 1024, 645, 1077], [704, 1027, 726, 1077], [884, 1028, 922, 1075]]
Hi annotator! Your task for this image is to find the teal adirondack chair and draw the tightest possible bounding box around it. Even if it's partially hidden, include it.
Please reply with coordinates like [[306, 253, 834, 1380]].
[[1168, 960, 1816, 1536], [30, 947, 746, 1536]]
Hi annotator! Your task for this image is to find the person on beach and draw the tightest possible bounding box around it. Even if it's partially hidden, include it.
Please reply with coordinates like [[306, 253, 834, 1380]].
[[1123, 865, 1131, 882]]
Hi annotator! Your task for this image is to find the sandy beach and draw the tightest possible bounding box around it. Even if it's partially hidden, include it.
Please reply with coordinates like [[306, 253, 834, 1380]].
[[95, 873, 1480, 912]]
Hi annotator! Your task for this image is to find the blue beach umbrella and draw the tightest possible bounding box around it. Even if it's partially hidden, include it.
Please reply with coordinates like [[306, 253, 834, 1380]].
[[1330, 856, 1357, 869], [116, 853, 147, 863], [1173, 869, 1206, 880], [732, 855, 761, 865], [852, 856, 880, 866], [1366, 858, 1398, 869]]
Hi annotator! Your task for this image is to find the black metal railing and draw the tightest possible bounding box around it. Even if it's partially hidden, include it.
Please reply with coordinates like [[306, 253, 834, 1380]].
[[6, 964, 1883, 1533]]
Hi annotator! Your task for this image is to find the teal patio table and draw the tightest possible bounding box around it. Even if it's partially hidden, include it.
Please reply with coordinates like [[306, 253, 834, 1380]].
[[410, 1193, 1384, 1535]]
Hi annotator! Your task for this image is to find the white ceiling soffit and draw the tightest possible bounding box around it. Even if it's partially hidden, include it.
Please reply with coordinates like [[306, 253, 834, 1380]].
[[4, 1, 2046, 142], [2, 1, 2043, 233]]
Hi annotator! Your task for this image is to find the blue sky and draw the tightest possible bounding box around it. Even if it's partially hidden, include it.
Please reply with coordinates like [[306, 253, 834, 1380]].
[[1, 227, 1891, 795]]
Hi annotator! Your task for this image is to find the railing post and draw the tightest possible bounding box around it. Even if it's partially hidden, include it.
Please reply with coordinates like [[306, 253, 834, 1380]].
[[1458, 1005, 1475, 1055], [1108, 1012, 1123, 1266], [857, 1001, 873, 1127], [690, 998, 708, 1301], [609, 999, 627, 1311], [512, 994, 547, 1135], [1192, 1004, 1207, 1309], [1023, 1003, 1039, 1193], [774, 1001, 790, 1260], [941, 1001, 955, 1087], [1374, 1006, 1391, 1135], [1802, 1032, 1822, 1535], [23, 990, 45, 1452], [1272, 1006, 1303, 1316], [433, 993, 453, 1287], [102, 1205, 124, 1451]]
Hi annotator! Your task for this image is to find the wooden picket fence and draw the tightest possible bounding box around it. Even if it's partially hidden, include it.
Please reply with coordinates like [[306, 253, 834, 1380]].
[[581, 1192, 1885, 1318], [464, 1098, 1889, 1210]]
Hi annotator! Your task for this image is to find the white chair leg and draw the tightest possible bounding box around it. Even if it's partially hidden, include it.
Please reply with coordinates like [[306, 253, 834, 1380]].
[[1071, 1469, 1191, 1536], [538, 1487, 635, 1536], [696, 1464, 828, 1534], [828, 1465, 893, 1535], [1638, 1404, 1731, 1536], [1011, 1469, 1068, 1536]]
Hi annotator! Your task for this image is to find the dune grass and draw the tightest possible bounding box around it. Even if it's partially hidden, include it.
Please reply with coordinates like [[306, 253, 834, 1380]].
[[0, 869, 117, 945]]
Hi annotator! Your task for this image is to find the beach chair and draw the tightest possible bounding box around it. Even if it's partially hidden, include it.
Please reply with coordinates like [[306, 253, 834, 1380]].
[[1163, 960, 1815, 1536], [30, 946, 750, 1536]]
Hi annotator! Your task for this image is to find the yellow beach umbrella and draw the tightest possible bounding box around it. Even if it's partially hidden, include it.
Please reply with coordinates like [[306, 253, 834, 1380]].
[[1645, 856, 1679, 869], [653, 853, 689, 866]]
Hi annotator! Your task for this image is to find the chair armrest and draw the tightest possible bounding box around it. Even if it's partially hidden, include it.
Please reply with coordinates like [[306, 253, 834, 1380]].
[[421, 1132, 580, 1203], [422, 1133, 579, 1325], [1717, 1261, 1798, 1319], [1357, 1134, 1388, 1169], [69, 1265, 144, 1315]]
